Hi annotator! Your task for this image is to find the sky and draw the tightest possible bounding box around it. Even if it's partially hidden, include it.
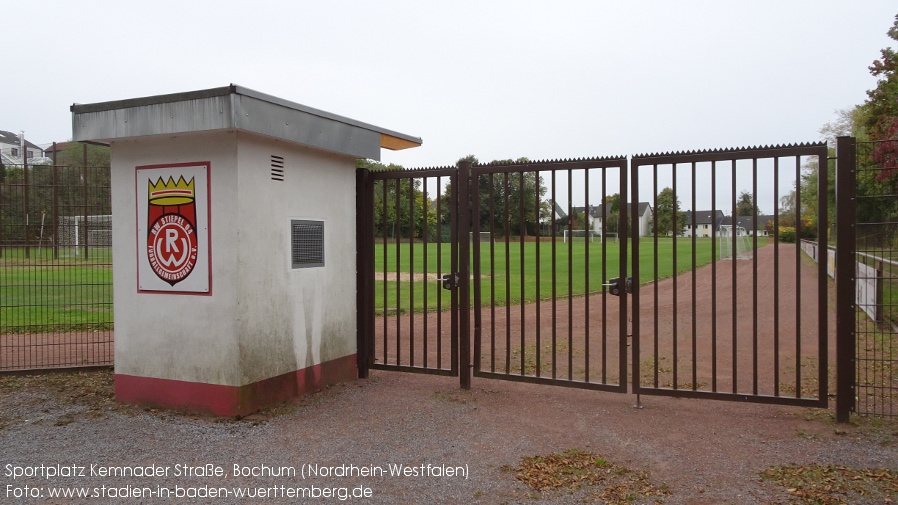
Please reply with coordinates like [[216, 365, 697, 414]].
[[5, 1, 895, 212]]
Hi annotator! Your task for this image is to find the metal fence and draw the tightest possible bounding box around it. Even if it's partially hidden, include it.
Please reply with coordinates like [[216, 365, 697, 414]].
[[851, 139, 898, 416], [0, 153, 113, 371]]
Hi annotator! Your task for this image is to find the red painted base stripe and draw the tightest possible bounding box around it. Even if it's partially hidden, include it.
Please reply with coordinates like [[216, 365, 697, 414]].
[[115, 354, 357, 416]]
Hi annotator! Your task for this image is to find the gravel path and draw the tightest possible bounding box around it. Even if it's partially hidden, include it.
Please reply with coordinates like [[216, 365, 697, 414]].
[[1, 369, 896, 504]]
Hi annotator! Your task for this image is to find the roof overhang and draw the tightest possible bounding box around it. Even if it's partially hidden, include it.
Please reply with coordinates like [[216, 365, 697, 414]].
[[70, 84, 422, 161]]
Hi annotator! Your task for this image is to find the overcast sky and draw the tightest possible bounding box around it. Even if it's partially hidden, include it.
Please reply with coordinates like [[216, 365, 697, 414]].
[[5, 1, 895, 211]]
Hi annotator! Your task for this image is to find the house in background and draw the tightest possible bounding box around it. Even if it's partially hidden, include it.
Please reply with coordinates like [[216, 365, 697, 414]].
[[42, 141, 76, 162], [718, 215, 776, 237], [0, 130, 49, 165], [578, 202, 652, 238], [683, 210, 725, 237]]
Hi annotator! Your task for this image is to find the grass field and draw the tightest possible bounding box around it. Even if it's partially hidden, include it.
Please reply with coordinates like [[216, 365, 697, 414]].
[[375, 237, 769, 312], [1, 238, 779, 329], [0, 247, 113, 333]]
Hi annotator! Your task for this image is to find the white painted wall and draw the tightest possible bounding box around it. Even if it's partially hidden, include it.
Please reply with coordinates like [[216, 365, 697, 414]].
[[110, 130, 357, 387], [233, 132, 357, 385]]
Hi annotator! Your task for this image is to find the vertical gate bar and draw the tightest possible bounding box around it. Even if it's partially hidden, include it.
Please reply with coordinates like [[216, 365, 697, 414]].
[[672, 163, 679, 389], [503, 172, 511, 374], [816, 145, 829, 404], [794, 156, 802, 397], [489, 174, 496, 372], [691, 162, 697, 390], [408, 177, 415, 366], [382, 180, 389, 365], [534, 170, 542, 378], [568, 168, 574, 380], [436, 176, 444, 369], [623, 160, 632, 392], [519, 172, 526, 376], [732, 159, 738, 393], [457, 161, 472, 389], [835, 136, 857, 421], [653, 164, 659, 387], [711, 161, 718, 391], [774, 158, 780, 396], [451, 170, 460, 374], [395, 179, 402, 364], [601, 166, 607, 383], [422, 176, 430, 369], [551, 170, 557, 379], [472, 173, 482, 374], [584, 168, 590, 383], [366, 173, 376, 374], [752, 157, 759, 396]]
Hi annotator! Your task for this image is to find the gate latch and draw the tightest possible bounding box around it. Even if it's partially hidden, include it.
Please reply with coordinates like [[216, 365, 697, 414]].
[[604, 277, 633, 297], [440, 273, 459, 290]]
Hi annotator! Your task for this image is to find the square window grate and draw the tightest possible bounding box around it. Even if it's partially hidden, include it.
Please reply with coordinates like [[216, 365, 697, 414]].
[[291, 220, 324, 268]]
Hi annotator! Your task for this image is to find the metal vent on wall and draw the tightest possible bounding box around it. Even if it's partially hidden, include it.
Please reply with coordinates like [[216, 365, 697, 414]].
[[291, 220, 324, 268], [271, 155, 285, 181]]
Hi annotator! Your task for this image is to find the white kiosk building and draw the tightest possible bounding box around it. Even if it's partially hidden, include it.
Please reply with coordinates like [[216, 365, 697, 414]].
[[71, 85, 421, 416]]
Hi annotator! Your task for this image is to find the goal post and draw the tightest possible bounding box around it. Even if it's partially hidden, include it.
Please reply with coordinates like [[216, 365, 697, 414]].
[[563, 229, 597, 243], [57, 215, 112, 257], [469, 231, 492, 243], [718, 224, 752, 260]]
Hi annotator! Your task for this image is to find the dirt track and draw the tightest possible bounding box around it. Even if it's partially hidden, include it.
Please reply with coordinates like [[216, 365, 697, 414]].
[[375, 242, 833, 399]]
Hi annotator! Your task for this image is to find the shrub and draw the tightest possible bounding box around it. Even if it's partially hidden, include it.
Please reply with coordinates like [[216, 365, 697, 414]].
[[779, 226, 797, 243]]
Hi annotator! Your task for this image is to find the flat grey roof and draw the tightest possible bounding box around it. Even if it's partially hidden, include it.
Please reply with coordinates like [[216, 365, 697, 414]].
[[71, 84, 422, 160]]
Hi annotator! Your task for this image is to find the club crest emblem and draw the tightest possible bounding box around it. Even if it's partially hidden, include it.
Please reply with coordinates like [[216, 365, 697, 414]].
[[146, 176, 198, 285]]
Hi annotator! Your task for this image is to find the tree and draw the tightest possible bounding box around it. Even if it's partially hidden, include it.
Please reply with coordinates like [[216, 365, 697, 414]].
[[860, 14, 898, 142], [358, 159, 438, 240], [858, 14, 898, 183], [654, 187, 687, 236], [58, 143, 110, 168], [735, 190, 760, 217], [445, 155, 550, 237]]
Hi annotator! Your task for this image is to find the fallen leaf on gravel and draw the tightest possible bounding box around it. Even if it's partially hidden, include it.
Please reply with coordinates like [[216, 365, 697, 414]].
[[761, 463, 898, 504], [510, 449, 669, 504]]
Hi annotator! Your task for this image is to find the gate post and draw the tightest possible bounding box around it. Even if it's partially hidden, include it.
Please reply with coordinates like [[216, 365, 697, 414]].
[[457, 160, 472, 390], [835, 136, 857, 422], [356, 167, 373, 379]]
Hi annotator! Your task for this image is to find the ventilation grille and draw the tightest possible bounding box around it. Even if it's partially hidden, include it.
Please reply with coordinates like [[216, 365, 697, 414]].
[[291, 220, 324, 268], [271, 155, 285, 181]]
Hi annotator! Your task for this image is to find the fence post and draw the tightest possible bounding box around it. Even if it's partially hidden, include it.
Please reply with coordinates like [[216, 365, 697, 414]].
[[82, 143, 89, 260], [0, 159, 4, 259], [835, 136, 857, 422], [52, 142, 59, 259], [457, 160, 472, 390], [23, 152, 29, 259]]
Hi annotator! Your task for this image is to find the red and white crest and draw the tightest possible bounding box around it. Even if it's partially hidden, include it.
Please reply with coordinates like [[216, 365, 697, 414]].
[[136, 163, 211, 294]]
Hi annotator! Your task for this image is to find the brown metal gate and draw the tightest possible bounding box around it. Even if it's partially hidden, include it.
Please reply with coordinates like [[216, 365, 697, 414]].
[[356, 165, 465, 382], [359, 144, 833, 408], [468, 158, 629, 391], [630, 143, 830, 408], [357, 157, 630, 390]]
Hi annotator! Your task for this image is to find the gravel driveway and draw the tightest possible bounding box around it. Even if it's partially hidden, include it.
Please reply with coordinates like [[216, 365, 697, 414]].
[[1, 368, 896, 504]]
